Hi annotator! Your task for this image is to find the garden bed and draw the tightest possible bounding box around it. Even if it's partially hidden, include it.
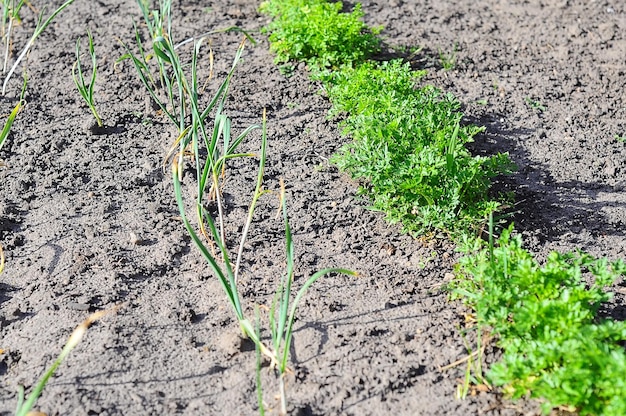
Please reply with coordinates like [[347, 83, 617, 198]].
[[1, 1, 625, 415]]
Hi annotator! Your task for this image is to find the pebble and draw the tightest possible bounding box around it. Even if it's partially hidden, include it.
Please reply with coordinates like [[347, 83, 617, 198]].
[[67, 302, 90, 311], [129, 232, 143, 245]]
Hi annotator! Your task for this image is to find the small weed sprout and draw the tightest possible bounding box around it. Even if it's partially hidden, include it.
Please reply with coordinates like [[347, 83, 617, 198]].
[[278, 63, 295, 77], [525, 96, 545, 112], [391, 44, 422, 60], [615, 134, 626, 143], [452, 329, 490, 399], [438, 43, 457, 71], [72, 30, 102, 127]]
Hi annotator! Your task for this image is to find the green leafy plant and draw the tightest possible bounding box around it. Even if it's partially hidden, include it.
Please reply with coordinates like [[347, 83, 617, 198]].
[[325, 60, 514, 238], [262, 0, 514, 240], [614, 134, 626, 143], [14, 307, 119, 416], [72, 30, 102, 127], [260, 0, 381, 70], [2, 0, 75, 95], [453, 224, 626, 415]]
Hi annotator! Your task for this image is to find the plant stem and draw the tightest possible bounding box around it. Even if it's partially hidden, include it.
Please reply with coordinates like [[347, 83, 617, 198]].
[[279, 375, 287, 415]]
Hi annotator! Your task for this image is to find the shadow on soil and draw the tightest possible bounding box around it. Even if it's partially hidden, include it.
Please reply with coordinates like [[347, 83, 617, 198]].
[[466, 113, 626, 246]]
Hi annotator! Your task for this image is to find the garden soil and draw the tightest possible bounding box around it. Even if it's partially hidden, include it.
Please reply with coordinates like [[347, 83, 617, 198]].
[[1, 0, 625, 415]]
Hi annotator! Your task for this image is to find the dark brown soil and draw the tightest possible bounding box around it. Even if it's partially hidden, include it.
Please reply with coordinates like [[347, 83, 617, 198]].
[[1, 1, 625, 415]]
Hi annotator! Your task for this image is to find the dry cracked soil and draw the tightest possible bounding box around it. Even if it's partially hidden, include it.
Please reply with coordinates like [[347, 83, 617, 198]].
[[1, 0, 625, 415]]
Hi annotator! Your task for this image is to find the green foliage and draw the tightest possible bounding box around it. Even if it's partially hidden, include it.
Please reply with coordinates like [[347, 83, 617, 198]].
[[260, 0, 381, 70], [454, 226, 626, 415], [326, 60, 515, 238], [72, 30, 102, 127], [125, 2, 355, 412], [0, 0, 25, 24], [260, 0, 513, 239], [525, 96, 546, 112], [261, 0, 626, 413]]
